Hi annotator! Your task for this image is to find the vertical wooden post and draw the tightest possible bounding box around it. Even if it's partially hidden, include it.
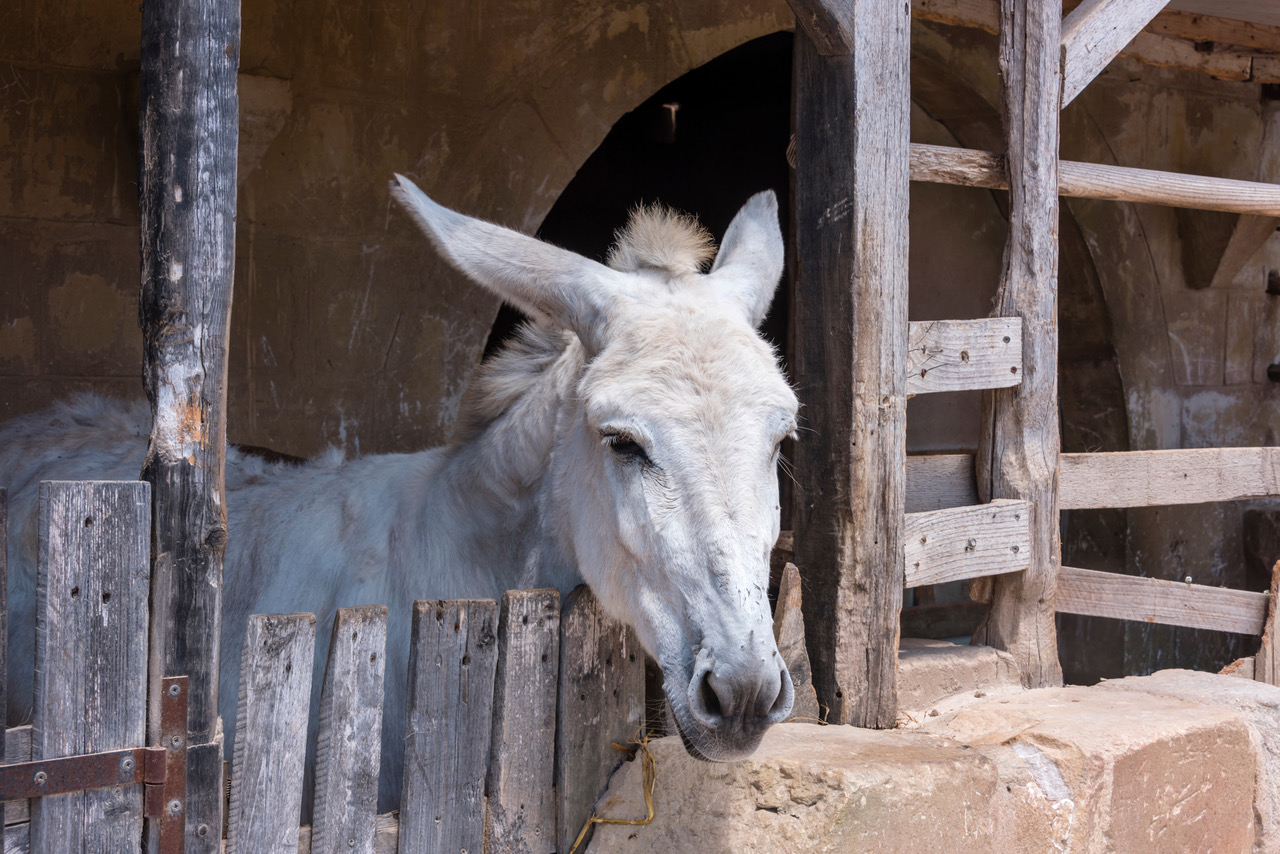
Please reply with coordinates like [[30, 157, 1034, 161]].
[[138, 0, 240, 848], [789, 0, 911, 727], [972, 0, 1064, 688]]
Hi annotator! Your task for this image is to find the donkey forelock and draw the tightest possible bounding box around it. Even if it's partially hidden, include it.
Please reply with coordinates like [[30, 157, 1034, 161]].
[[606, 203, 716, 276]]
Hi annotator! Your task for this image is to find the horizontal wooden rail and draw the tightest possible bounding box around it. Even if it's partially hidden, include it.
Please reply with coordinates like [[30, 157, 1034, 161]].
[[910, 143, 1280, 216], [1056, 566, 1268, 635], [1060, 447, 1280, 509], [904, 499, 1031, 588], [905, 454, 979, 514], [907, 318, 1022, 395]]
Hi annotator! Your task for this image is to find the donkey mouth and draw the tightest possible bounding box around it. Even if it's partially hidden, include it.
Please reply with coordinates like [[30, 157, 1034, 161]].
[[660, 652, 794, 762]]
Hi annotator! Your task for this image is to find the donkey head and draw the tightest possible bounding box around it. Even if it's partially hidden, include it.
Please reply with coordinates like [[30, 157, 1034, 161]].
[[393, 176, 797, 760]]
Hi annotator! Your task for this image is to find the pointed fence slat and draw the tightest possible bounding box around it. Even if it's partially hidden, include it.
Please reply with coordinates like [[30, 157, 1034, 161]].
[[227, 613, 317, 854], [31, 481, 150, 852], [398, 599, 499, 854], [487, 589, 561, 854], [554, 587, 646, 853], [312, 606, 387, 854]]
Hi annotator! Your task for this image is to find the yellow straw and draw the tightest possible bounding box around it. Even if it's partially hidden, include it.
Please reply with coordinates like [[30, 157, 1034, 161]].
[[566, 729, 657, 854]]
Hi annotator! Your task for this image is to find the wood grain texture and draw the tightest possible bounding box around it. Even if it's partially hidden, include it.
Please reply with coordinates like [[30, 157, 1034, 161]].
[[312, 606, 387, 854], [1210, 215, 1280, 289], [911, 143, 1280, 217], [1056, 566, 1268, 635], [31, 481, 151, 853], [907, 318, 1022, 394], [4, 727, 32, 828], [904, 500, 1032, 588], [1059, 447, 1280, 509], [398, 600, 498, 854], [297, 813, 400, 854], [783, 0, 855, 56], [139, 0, 240, 848], [905, 455, 980, 513], [1060, 0, 1172, 106], [227, 613, 317, 854], [972, 0, 1064, 688], [791, 0, 910, 729], [772, 564, 821, 722], [554, 587, 646, 853], [1255, 561, 1280, 686], [487, 589, 560, 854]]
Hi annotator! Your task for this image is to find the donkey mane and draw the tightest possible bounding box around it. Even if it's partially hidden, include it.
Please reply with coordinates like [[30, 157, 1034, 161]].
[[453, 203, 716, 443]]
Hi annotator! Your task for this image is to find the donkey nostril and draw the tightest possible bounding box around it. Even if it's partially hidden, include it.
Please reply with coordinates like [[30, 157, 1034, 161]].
[[699, 671, 724, 719]]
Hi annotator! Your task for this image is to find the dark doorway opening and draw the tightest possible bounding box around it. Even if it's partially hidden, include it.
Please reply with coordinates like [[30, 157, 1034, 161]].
[[482, 31, 795, 361]]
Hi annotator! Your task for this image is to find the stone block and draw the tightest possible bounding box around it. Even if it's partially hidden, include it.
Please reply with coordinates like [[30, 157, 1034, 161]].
[[898, 638, 1022, 717], [586, 724, 1000, 854]]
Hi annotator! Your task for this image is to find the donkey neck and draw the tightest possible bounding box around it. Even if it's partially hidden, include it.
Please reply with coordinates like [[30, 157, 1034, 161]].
[[430, 333, 587, 593]]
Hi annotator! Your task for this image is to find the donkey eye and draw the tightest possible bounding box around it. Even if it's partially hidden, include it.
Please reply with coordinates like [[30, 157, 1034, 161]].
[[604, 433, 651, 465]]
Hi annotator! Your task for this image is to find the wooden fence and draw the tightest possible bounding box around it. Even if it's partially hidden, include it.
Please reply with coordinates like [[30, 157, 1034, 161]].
[[0, 484, 650, 854]]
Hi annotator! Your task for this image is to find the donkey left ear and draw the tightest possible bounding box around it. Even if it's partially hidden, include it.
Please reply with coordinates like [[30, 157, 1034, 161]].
[[706, 191, 785, 328]]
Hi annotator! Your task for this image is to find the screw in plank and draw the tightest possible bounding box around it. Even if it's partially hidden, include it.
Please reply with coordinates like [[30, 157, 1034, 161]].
[[966, 538, 977, 551], [33, 771, 47, 786], [1011, 545, 1020, 553], [167, 683, 182, 698], [121, 756, 135, 775], [197, 824, 210, 838], [1184, 576, 1193, 585], [167, 798, 183, 816], [170, 734, 183, 749]]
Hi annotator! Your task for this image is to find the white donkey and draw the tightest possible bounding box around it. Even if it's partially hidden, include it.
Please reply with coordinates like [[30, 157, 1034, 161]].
[[0, 176, 798, 807]]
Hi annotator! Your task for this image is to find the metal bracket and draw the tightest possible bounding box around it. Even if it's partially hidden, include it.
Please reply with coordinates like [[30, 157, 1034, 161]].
[[0, 675, 189, 853]]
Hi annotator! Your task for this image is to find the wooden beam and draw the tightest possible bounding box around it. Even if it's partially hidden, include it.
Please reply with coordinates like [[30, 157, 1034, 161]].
[[905, 454, 979, 513], [904, 500, 1031, 588], [910, 143, 1280, 217], [139, 0, 240, 848], [907, 318, 1022, 394], [913, 0, 1275, 83], [1061, 0, 1172, 107], [1060, 447, 1280, 509], [791, 0, 910, 728], [1056, 566, 1268, 635], [1209, 215, 1280, 288], [971, 0, 1064, 688], [784, 0, 855, 56]]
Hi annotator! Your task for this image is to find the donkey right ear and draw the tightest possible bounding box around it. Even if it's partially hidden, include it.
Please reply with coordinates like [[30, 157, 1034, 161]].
[[392, 175, 627, 353]]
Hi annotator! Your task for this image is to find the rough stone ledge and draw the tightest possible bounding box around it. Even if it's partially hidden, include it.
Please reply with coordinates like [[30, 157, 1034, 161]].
[[898, 637, 1023, 720], [588, 670, 1271, 854]]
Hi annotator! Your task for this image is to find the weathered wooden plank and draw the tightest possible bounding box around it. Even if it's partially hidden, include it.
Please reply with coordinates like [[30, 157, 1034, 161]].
[[297, 813, 399, 854], [772, 564, 821, 722], [903, 500, 1031, 589], [398, 600, 498, 854], [4, 727, 32, 828], [1210, 215, 1280, 289], [907, 318, 1022, 395], [910, 143, 1280, 217], [554, 587, 646, 853], [1056, 566, 1269, 636], [312, 606, 386, 854], [486, 589, 560, 854], [791, 0, 910, 729], [1059, 448, 1280, 509], [0, 489, 7, 842], [783, 0, 855, 56], [905, 454, 979, 513], [1149, 9, 1280, 52], [972, 0, 1064, 689], [138, 0, 239, 846], [2, 822, 24, 854], [1255, 561, 1280, 686], [1061, 0, 1172, 107], [227, 613, 317, 854], [31, 481, 151, 852]]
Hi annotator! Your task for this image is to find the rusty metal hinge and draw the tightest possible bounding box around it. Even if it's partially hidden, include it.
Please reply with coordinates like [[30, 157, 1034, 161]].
[[0, 675, 189, 853]]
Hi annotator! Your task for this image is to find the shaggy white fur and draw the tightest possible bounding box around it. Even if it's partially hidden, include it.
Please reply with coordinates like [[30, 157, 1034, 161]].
[[1, 180, 797, 810]]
